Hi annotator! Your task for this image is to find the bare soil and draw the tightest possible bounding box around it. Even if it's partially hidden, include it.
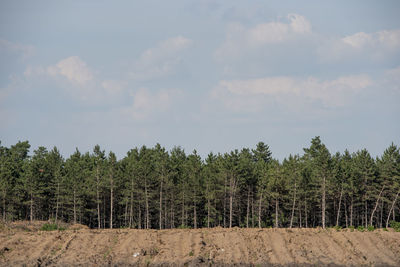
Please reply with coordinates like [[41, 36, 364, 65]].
[[0, 222, 399, 266]]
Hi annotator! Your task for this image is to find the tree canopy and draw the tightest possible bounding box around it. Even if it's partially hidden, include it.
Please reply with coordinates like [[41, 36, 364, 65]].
[[1, 139, 399, 229]]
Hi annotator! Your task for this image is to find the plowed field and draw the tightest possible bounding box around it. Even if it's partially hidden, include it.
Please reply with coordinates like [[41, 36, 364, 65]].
[[1, 225, 399, 266]]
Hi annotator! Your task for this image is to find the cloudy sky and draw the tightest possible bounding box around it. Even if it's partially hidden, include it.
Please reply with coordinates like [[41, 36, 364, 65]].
[[1, 0, 399, 159]]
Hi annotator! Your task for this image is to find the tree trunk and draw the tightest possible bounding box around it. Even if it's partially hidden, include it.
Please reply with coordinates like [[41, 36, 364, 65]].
[[305, 200, 308, 228], [393, 207, 395, 221], [290, 180, 297, 228], [380, 198, 383, 228], [181, 191, 185, 227], [350, 197, 353, 227], [258, 191, 263, 228], [73, 189, 76, 224], [103, 195, 106, 228], [207, 183, 210, 228], [96, 166, 101, 229], [55, 181, 60, 222], [275, 198, 279, 228], [299, 202, 302, 228], [171, 198, 175, 228], [223, 174, 227, 228], [129, 180, 134, 228], [246, 187, 250, 228], [251, 192, 255, 228], [138, 201, 141, 229], [30, 191, 33, 223], [229, 184, 233, 228], [370, 185, 385, 226], [364, 200, 368, 228], [124, 200, 128, 227], [344, 199, 348, 228], [193, 178, 198, 229], [110, 172, 113, 229], [322, 175, 326, 228], [194, 204, 197, 229], [145, 178, 149, 229], [336, 186, 343, 227], [229, 173, 236, 228], [2, 189, 6, 221], [164, 196, 168, 229], [159, 179, 163, 230], [386, 189, 400, 228]]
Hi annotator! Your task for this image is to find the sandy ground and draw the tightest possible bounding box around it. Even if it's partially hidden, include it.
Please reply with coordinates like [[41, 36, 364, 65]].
[[0, 224, 399, 266]]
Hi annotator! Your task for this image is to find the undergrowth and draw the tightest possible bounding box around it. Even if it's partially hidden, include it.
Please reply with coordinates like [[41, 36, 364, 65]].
[[40, 223, 66, 231], [390, 221, 400, 232]]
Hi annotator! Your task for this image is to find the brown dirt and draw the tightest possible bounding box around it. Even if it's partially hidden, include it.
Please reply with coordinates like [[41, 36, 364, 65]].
[[0, 226, 399, 266]]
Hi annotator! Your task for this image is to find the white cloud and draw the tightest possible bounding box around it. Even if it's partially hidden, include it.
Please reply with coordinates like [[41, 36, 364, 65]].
[[211, 74, 372, 112], [319, 29, 400, 62], [342, 29, 400, 49], [0, 39, 34, 59], [215, 14, 312, 60], [125, 88, 182, 119], [23, 57, 129, 104], [130, 36, 193, 80], [47, 56, 93, 85]]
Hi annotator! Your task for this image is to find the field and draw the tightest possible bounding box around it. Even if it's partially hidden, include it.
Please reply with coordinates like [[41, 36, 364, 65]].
[[1, 222, 400, 266]]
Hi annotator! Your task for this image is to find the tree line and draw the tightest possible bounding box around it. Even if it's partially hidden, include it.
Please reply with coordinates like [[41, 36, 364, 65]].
[[0, 137, 399, 229]]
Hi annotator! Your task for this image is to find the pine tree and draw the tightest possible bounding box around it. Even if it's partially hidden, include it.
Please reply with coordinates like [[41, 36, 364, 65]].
[[303, 137, 332, 228]]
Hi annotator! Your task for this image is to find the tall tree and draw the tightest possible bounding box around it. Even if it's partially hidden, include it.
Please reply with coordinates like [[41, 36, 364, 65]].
[[377, 143, 400, 228], [353, 149, 377, 227], [303, 137, 332, 228], [46, 147, 64, 222]]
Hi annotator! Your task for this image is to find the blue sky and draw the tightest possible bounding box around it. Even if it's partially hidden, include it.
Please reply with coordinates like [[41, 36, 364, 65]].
[[1, 0, 399, 160]]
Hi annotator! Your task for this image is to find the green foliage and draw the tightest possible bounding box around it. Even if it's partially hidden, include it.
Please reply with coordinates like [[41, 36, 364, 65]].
[[390, 221, 400, 232], [0, 139, 399, 230], [40, 223, 65, 231], [367, 225, 375, 231], [357, 226, 365, 232]]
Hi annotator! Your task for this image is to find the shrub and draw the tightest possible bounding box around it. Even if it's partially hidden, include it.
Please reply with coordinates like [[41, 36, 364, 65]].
[[390, 221, 400, 232], [357, 226, 365, 232], [367, 225, 374, 231], [40, 223, 65, 231], [348, 225, 355, 232]]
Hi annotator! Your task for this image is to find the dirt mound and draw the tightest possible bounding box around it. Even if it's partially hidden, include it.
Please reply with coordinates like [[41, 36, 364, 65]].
[[0, 227, 399, 266]]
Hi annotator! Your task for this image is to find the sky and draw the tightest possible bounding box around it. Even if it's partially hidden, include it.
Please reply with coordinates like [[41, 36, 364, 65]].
[[0, 0, 399, 160]]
